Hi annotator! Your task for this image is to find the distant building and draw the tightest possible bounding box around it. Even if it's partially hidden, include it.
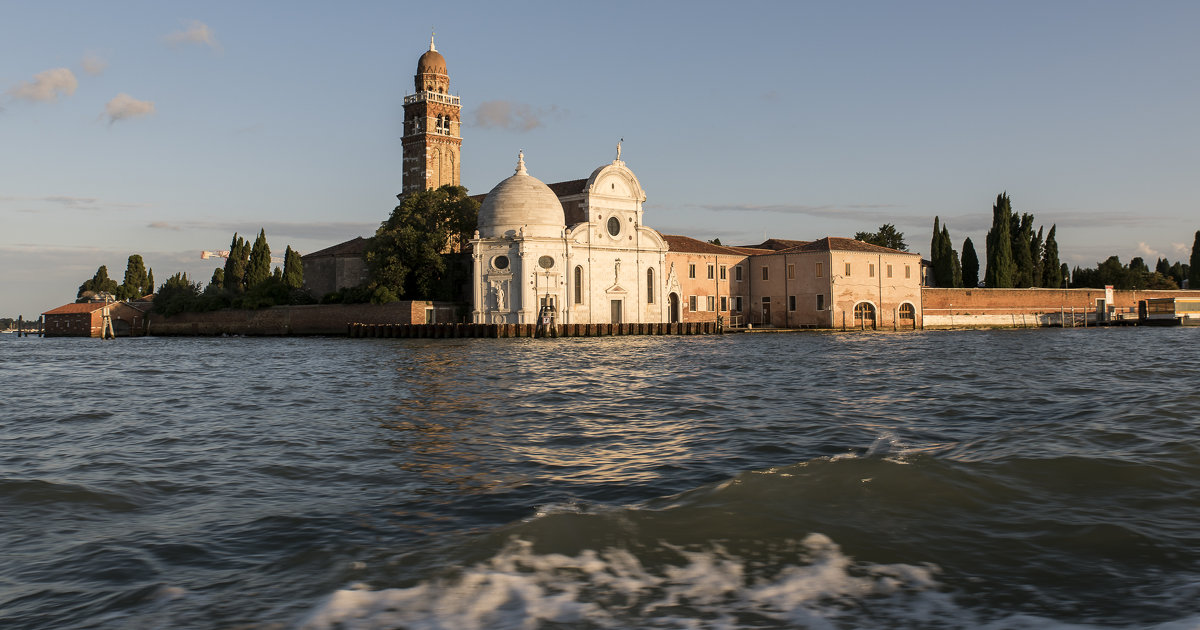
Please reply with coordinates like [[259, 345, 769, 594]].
[[42, 301, 149, 337], [300, 37, 924, 329], [301, 237, 370, 299]]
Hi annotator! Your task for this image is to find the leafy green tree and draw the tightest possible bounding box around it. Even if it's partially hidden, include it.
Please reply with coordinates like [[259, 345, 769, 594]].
[[707, 238, 722, 246], [77, 265, 120, 300], [210, 267, 224, 290], [119, 254, 150, 299], [1190, 230, 1200, 289], [153, 272, 201, 315], [1061, 263, 1070, 287], [1155, 257, 1171, 276], [1169, 261, 1187, 287], [146, 268, 154, 296], [246, 229, 271, 289], [365, 184, 479, 301], [224, 233, 248, 293], [1041, 225, 1062, 288], [961, 238, 979, 287], [855, 223, 908, 251], [282, 245, 304, 289], [985, 193, 1015, 287]]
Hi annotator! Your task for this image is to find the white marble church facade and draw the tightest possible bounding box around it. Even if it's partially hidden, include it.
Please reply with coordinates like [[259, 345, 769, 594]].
[[470, 150, 675, 325]]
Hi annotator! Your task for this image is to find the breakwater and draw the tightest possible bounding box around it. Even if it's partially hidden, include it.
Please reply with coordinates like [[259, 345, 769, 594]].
[[347, 321, 723, 338]]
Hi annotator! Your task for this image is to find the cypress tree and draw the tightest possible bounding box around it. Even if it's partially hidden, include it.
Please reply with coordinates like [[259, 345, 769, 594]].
[[985, 193, 1015, 287], [1190, 230, 1200, 289], [1010, 213, 1035, 288], [1041, 225, 1062, 288], [147, 268, 155, 295], [224, 233, 246, 292], [942, 225, 961, 287], [1061, 263, 1070, 288], [931, 216, 942, 285], [283, 246, 304, 289], [961, 238, 979, 288], [211, 267, 225, 289], [246, 229, 271, 289], [1029, 226, 1044, 288]]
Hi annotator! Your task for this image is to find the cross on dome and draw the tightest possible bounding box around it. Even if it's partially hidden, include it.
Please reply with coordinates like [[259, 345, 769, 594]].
[[430, 29, 436, 52]]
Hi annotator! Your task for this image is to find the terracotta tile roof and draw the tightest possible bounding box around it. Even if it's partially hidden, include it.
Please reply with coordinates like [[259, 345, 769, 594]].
[[780, 237, 915, 255], [302, 236, 369, 259], [662, 234, 750, 256], [739, 238, 811, 251], [43, 302, 109, 315]]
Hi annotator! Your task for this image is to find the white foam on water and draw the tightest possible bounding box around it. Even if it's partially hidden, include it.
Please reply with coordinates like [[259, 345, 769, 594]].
[[295, 533, 987, 630], [296, 531, 1200, 630]]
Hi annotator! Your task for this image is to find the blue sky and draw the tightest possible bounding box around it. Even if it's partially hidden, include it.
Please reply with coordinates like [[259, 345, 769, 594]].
[[3, 1, 1198, 317]]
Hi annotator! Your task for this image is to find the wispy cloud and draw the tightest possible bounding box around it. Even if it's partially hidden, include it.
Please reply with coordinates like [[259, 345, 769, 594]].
[[697, 202, 912, 225], [7, 68, 78, 102], [81, 53, 108, 76], [149, 219, 377, 243], [0, 195, 150, 212], [165, 20, 220, 50], [104, 93, 155, 124], [470, 101, 565, 132]]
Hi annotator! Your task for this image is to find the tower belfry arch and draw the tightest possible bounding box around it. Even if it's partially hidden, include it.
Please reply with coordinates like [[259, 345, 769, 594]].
[[400, 33, 462, 198]]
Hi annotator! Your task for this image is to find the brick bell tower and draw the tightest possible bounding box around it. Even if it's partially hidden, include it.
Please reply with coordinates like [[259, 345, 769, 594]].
[[400, 33, 461, 198]]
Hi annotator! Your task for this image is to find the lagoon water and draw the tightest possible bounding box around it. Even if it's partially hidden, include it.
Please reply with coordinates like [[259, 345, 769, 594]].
[[1, 329, 1198, 629]]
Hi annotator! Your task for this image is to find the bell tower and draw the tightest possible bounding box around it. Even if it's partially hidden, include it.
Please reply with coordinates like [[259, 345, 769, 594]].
[[401, 34, 462, 198]]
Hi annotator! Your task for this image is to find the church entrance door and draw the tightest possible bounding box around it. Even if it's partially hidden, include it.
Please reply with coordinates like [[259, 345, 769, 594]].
[[668, 293, 680, 323], [610, 299, 623, 324]]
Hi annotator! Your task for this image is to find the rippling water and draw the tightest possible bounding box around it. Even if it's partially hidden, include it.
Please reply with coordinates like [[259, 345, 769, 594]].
[[2, 329, 1198, 629]]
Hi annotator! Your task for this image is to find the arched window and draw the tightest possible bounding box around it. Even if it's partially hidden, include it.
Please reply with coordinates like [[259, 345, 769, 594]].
[[574, 266, 583, 304], [647, 268, 655, 303], [899, 303, 915, 320]]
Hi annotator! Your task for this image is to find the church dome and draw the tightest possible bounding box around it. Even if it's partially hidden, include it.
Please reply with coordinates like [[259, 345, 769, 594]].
[[478, 153, 566, 239], [417, 48, 446, 75]]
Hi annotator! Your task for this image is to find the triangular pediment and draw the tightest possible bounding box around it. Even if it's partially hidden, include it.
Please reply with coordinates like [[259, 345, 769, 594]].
[[606, 284, 627, 294]]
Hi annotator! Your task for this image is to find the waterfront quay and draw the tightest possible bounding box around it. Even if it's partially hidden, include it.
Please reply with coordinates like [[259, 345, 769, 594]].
[[347, 321, 723, 338]]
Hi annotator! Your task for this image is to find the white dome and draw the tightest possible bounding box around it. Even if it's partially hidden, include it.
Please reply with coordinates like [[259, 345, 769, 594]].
[[477, 153, 565, 239]]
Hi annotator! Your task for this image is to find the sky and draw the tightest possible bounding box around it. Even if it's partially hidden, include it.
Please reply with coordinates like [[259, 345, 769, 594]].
[[3, 1, 1199, 318]]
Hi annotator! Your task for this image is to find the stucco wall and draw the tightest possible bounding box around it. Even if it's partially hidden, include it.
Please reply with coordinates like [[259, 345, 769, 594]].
[[666, 251, 748, 324]]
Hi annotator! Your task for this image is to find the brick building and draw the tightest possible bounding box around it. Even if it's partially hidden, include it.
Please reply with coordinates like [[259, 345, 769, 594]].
[[42, 301, 149, 337]]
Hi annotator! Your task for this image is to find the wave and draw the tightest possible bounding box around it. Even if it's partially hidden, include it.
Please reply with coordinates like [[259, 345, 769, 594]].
[[297, 453, 1200, 629]]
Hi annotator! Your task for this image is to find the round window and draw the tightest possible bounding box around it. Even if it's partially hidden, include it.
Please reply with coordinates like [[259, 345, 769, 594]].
[[538, 255, 554, 269], [607, 216, 621, 237], [493, 255, 509, 270]]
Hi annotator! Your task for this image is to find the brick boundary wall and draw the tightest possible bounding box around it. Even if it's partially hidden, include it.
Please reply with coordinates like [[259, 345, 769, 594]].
[[921, 288, 1200, 328], [148, 302, 459, 336]]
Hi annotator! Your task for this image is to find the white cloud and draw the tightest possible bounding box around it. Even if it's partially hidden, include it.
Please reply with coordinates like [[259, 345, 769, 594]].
[[7, 68, 78, 102], [165, 20, 220, 50], [471, 101, 564, 131], [104, 93, 155, 124], [81, 53, 108, 76], [148, 221, 181, 230], [1171, 242, 1189, 254], [1135, 242, 1161, 261]]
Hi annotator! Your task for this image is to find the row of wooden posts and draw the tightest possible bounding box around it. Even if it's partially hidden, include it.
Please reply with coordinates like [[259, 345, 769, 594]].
[[14, 316, 44, 337], [347, 321, 723, 339]]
